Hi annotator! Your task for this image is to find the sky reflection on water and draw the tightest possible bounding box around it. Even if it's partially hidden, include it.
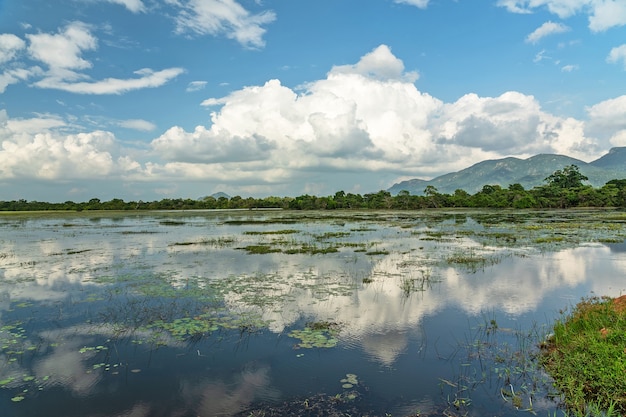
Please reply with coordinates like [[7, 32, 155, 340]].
[[0, 210, 625, 416]]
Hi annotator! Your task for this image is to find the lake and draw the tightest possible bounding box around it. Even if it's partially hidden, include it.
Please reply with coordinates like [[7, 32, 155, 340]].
[[0, 209, 625, 416]]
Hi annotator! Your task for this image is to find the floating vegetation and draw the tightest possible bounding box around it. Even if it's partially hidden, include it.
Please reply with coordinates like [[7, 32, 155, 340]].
[[159, 220, 186, 226], [224, 218, 298, 225], [340, 373, 358, 389], [535, 236, 565, 243], [365, 250, 389, 256], [50, 248, 93, 256], [149, 312, 269, 341], [78, 345, 108, 354], [446, 249, 501, 272], [170, 237, 237, 247], [238, 244, 282, 254], [288, 321, 341, 349], [283, 244, 339, 255], [243, 229, 299, 235], [314, 231, 351, 240]]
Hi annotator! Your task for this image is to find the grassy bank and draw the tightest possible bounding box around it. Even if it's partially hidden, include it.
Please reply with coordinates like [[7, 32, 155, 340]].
[[541, 296, 626, 415]]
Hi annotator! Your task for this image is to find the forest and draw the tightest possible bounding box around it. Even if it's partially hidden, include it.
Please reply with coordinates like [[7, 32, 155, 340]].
[[3, 165, 626, 211]]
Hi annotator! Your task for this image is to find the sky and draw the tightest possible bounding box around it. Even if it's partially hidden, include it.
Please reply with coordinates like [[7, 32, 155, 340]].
[[0, 0, 625, 202]]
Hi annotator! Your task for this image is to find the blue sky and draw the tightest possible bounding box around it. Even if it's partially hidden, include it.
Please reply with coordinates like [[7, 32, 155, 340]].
[[0, 0, 625, 202]]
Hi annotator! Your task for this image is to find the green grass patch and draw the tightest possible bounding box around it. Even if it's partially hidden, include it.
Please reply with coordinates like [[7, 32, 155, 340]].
[[540, 296, 626, 414]]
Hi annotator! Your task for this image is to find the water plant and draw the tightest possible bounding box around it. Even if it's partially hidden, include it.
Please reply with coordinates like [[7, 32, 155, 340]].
[[288, 321, 341, 349]]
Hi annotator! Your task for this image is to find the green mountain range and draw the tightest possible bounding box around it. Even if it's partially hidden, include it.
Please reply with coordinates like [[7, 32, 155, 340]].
[[388, 147, 626, 195]]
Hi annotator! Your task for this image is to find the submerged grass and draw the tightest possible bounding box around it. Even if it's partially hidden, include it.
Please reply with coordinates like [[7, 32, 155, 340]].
[[540, 296, 626, 415]]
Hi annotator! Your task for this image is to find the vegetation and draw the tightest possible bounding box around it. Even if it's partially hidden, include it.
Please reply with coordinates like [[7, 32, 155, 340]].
[[4, 165, 626, 211], [540, 296, 626, 414]]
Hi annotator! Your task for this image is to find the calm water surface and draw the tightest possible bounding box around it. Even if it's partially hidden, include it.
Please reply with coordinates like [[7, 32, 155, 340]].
[[0, 210, 625, 416]]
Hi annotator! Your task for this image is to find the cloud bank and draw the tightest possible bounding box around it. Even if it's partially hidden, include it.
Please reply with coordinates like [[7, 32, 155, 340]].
[[0, 45, 624, 199]]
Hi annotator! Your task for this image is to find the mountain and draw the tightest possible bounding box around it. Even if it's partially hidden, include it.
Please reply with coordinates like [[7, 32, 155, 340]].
[[199, 192, 231, 200], [388, 147, 626, 195]]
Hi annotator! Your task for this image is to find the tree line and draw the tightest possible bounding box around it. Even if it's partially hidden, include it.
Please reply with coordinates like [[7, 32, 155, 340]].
[[3, 165, 626, 211]]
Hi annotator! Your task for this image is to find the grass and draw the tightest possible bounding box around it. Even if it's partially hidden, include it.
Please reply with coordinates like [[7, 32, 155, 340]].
[[540, 296, 626, 415]]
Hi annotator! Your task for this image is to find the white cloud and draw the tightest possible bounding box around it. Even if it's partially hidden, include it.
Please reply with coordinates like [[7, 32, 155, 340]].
[[26, 22, 97, 71], [186, 80, 207, 92], [117, 119, 156, 131], [330, 44, 419, 82], [497, 0, 626, 32], [588, 0, 626, 32], [393, 0, 430, 9], [561, 64, 578, 71], [32, 67, 185, 94], [608, 130, 626, 146], [167, 0, 276, 49], [497, 0, 587, 18], [607, 44, 626, 69], [0, 110, 143, 181], [0, 34, 25, 64], [13, 22, 184, 94], [526, 21, 571, 43], [104, 0, 146, 13], [435, 91, 595, 159], [0, 67, 39, 94], [586, 95, 626, 140], [3, 46, 624, 197], [147, 45, 602, 191]]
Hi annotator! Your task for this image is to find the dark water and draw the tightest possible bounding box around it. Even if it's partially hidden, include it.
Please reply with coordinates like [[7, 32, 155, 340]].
[[0, 210, 624, 416]]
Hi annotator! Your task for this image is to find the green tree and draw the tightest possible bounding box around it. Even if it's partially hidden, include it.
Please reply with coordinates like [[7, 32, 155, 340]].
[[544, 165, 589, 189]]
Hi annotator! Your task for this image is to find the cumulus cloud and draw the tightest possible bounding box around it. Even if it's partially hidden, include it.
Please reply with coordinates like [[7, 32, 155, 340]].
[[330, 44, 418, 82], [152, 126, 276, 163], [435, 91, 594, 159], [526, 21, 571, 43], [607, 44, 626, 69], [585, 95, 626, 146], [146, 44, 603, 192], [166, 0, 276, 49], [0, 110, 142, 181], [2, 45, 623, 198], [497, 0, 626, 32]]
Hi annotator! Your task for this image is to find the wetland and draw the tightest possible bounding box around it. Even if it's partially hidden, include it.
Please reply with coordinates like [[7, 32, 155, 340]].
[[1, 209, 625, 416]]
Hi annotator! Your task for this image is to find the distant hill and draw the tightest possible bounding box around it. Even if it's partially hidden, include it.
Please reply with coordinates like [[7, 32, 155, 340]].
[[388, 147, 626, 195], [199, 192, 231, 200]]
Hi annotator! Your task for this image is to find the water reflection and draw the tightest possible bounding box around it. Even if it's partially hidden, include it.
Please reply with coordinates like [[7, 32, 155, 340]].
[[1, 211, 625, 416]]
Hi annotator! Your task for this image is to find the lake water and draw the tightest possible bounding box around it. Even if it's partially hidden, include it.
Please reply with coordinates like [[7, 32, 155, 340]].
[[0, 210, 625, 416]]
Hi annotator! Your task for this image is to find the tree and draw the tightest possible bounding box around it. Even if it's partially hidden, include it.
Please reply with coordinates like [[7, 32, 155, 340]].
[[544, 165, 589, 189]]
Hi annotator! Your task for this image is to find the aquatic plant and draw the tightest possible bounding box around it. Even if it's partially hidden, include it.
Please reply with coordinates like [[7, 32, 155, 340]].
[[288, 321, 341, 349], [238, 244, 282, 254]]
